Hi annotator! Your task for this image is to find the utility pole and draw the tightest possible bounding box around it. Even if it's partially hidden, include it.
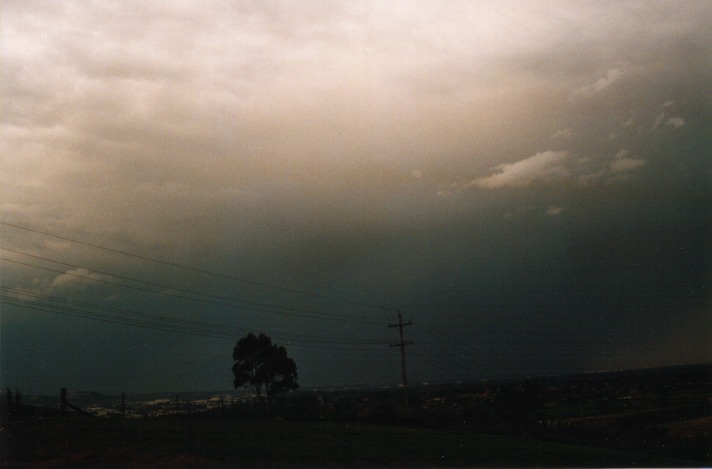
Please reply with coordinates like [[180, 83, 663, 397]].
[[389, 311, 413, 407], [61, 388, 67, 416]]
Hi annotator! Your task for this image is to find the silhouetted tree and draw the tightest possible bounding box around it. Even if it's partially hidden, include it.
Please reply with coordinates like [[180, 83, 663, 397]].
[[232, 332, 299, 414]]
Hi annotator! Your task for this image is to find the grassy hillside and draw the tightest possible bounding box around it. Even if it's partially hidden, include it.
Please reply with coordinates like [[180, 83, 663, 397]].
[[5, 416, 700, 467]]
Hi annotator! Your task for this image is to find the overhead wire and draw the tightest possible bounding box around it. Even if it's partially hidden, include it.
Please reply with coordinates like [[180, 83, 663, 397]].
[[1, 222, 506, 378], [0, 221, 396, 312], [0, 254, 382, 325], [1, 287, 385, 351], [1, 286, 245, 336], [1, 252, 393, 354], [2, 253, 504, 380]]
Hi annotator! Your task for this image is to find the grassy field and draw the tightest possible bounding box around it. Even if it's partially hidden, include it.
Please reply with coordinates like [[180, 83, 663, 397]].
[[5, 416, 702, 467]]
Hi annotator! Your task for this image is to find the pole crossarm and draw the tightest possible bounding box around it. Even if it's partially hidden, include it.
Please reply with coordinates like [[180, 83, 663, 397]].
[[389, 340, 413, 347]]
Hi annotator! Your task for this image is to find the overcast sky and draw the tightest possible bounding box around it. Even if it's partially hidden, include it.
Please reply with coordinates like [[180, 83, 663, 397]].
[[2, 1, 710, 394]]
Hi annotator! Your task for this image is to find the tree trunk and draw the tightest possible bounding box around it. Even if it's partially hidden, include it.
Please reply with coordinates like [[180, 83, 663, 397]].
[[254, 385, 269, 417]]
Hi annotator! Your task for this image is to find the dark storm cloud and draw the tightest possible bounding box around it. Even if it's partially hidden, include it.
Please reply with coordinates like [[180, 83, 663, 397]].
[[1, 1, 710, 392]]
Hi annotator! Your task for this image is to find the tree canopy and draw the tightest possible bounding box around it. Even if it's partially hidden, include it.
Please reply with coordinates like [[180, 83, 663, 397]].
[[232, 332, 299, 411]]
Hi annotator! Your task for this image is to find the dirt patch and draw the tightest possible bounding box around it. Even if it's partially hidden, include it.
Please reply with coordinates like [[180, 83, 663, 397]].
[[666, 416, 712, 438]]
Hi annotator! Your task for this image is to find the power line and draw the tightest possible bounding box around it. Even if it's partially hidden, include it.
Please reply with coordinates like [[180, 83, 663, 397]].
[[1, 252, 513, 380], [0, 221, 396, 312], [0, 256, 382, 325], [0, 254, 497, 378], [1, 286, 384, 346], [2, 223, 508, 375], [1, 286, 243, 336], [1, 287, 385, 351], [1, 296, 234, 339], [0, 247, 383, 325]]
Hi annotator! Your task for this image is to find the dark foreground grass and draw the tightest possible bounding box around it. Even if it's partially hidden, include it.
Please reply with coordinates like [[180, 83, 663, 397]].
[[6, 417, 700, 467]]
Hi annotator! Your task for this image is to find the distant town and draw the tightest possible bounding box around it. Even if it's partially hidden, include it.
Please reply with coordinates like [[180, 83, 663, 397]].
[[3, 364, 710, 466]]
